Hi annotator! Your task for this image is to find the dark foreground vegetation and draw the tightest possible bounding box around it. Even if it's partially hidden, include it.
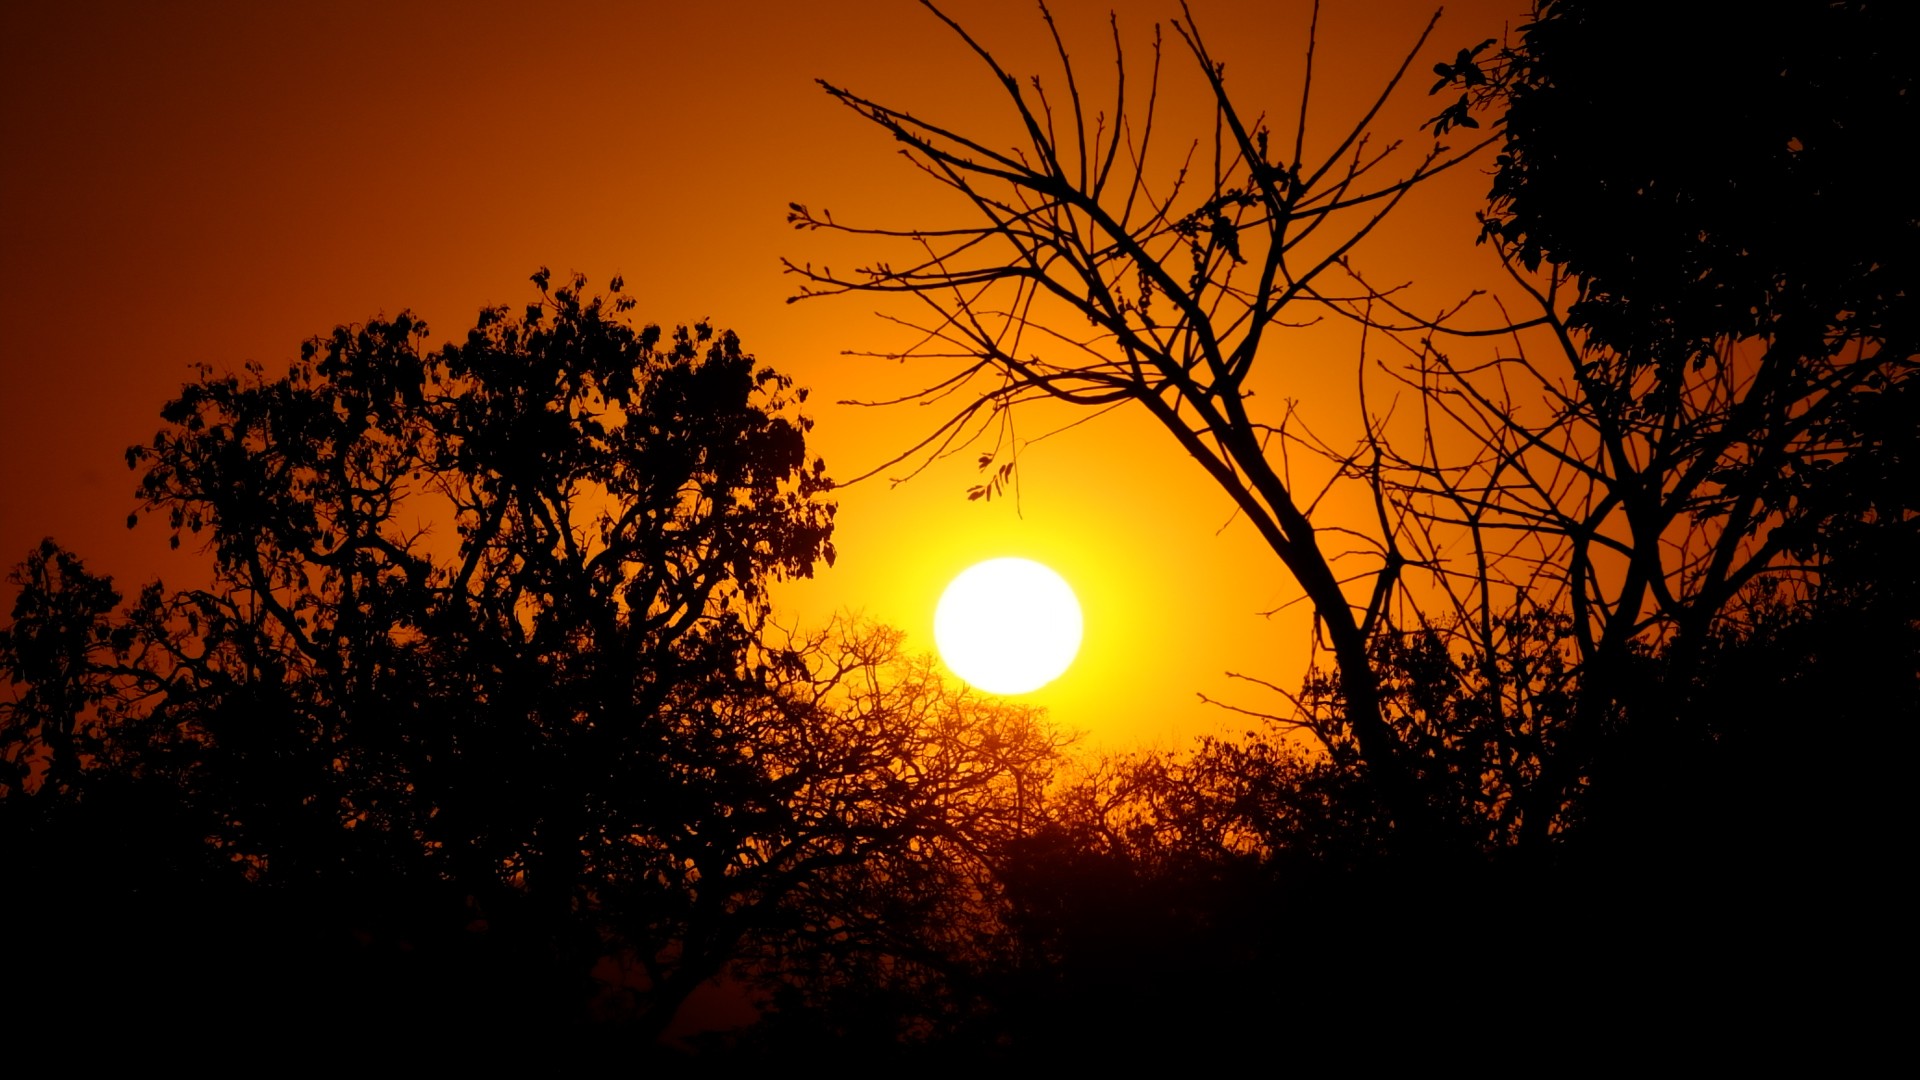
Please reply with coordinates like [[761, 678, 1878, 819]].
[[5, 1, 1912, 1065]]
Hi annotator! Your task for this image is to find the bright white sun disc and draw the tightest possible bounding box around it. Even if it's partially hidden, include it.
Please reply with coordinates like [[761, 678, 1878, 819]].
[[934, 557, 1083, 694]]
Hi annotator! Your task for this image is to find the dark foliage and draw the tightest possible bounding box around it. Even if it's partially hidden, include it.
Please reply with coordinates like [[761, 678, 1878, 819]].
[[1406, 0, 1920, 856], [6, 0, 1913, 1061], [2, 272, 1062, 1053], [1485, 0, 1918, 369]]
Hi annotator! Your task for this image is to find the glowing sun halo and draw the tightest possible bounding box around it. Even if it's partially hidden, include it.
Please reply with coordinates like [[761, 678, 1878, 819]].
[[934, 558, 1083, 695]]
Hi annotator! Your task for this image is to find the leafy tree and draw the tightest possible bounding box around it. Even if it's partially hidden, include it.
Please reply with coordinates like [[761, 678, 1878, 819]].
[[0, 541, 131, 799], [2, 271, 1062, 1046], [1409, 0, 1918, 844], [1483, 0, 1916, 369]]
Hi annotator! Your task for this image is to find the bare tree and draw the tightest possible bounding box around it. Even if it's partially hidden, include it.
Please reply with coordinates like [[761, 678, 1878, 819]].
[[786, 1, 1500, 843]]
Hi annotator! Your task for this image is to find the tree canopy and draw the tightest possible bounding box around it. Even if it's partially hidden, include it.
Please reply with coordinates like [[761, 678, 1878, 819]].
[[1484, 0, 1917, 368], [2, 271, 1062, 1050]]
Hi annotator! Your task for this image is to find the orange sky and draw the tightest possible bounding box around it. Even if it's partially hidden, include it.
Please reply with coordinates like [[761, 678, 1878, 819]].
[[1, 0, 1531, 751]]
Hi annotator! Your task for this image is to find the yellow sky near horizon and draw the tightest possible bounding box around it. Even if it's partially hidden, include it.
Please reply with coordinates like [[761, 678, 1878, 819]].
[[1, 0, 1534, 752]]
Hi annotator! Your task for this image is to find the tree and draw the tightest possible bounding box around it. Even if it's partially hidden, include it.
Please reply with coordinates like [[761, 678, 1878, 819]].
[[788, 0, 1916, 865], [1, 271, 1063, 1046], [1401, 0, 1918, 844], [786, 0, 1500, 847], [0, 541, 130, 800]]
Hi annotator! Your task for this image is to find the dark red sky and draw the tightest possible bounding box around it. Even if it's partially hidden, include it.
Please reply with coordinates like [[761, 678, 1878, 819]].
[[2, 0, 1529, 748]]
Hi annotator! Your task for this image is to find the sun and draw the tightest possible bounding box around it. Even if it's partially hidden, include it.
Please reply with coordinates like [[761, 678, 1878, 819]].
[[934, 557, 1083, 695]]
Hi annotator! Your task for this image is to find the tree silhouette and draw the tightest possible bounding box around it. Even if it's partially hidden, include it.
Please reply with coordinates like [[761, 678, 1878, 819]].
[[786, 0, 1499, 846], [789, 0, 1915, 870], [2, 271, 1063, 1048], [1401, 0, 1918, 845]]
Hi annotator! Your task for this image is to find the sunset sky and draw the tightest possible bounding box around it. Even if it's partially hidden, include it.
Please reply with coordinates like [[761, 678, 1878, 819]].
[[2, 0, 1530, 750]]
